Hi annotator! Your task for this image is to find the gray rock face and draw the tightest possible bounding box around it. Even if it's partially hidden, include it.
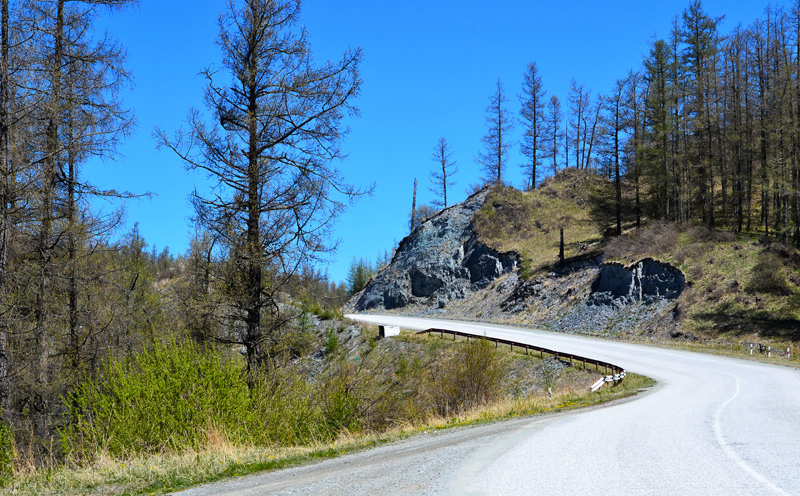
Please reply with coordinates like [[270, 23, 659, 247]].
[[354, 188, 517, 311], [589, 258, 684, 305]]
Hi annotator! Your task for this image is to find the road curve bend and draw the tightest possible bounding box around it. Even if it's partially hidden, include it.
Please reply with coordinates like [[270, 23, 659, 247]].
[[175, 315, 800, 495]]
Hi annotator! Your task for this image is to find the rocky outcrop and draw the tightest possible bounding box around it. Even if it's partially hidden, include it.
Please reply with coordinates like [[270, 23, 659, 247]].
[[500, 257, 685, 315], [589, 258, 685, 305], [353, 188, 517, 311]]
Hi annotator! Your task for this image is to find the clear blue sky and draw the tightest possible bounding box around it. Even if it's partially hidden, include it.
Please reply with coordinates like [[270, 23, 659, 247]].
[[90, 0, 777, 284]]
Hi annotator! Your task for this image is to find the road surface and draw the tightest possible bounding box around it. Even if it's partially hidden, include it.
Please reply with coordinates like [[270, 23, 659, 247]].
[[174, 315, 800, 495]]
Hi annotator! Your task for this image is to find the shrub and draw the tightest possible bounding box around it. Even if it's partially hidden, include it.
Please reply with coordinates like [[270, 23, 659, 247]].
[[436, 339, 504, 414], [61, 340, 252, 460], [317, 307, 343, 320], [604, 221, 680, 261], [321, 373, 362, 434], [324, 330, 340, 355], [249, 370, 329, 446], [746, 251, 792, 295], [686, 225, 735, 244], [0, 424, 13, 485]]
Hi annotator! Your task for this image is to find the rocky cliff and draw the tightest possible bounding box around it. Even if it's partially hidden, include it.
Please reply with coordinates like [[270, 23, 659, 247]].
[[353, 188, 517, 311], [350, 185, 690, 340], [588, 258, 685, 305]]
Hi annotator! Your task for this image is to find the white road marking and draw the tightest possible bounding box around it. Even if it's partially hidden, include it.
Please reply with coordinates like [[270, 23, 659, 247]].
[[713, 373, 789, 496]]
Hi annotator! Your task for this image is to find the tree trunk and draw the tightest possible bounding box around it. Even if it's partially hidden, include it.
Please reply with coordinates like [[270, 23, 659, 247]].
[[0, 0, 9, 416], [245, 49, 263, 390], [411, 178, 417, 232], [32, 0, 66, 436]]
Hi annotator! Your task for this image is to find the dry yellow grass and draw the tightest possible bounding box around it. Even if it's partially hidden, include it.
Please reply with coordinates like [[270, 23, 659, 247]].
[[474, 171, 605, 278]]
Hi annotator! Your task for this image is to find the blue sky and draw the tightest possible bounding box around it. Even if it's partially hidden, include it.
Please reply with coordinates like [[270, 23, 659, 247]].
[[91, 0, 777, 284]]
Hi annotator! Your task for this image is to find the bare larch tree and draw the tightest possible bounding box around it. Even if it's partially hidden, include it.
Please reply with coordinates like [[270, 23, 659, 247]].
[[477, 79, 513, 184], [158, 0, 364, 386], [429, 136, 456, 209], [519, 62, 546, 190]]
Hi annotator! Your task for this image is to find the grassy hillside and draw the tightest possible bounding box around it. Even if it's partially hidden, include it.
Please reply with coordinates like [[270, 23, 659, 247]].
[[473, 169, 800, 345], [473, 170, 605, 279], [605, 223, 800, 342]]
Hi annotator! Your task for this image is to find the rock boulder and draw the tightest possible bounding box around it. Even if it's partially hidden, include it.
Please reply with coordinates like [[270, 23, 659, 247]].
[[353, 187, 517, 311]]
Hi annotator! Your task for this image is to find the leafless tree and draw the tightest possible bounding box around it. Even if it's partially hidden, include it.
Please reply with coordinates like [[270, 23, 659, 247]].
[[477, 79, 513, 184], [568, 79, 589, 168], [158, 0, 365, 386], [429, 136, 456, 209], [544, 95, 563, 175], [17, 0, 136, 437], [519, 62, 546, 189]]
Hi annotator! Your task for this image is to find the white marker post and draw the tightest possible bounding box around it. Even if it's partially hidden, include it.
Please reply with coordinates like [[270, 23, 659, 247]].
[[750, 343, 753, 356], [788, 347, 791, 360], [768, 346, 771, 358]]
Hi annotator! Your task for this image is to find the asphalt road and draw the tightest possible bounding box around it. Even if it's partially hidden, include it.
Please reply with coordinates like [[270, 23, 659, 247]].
[[174, 315, 800, 495]]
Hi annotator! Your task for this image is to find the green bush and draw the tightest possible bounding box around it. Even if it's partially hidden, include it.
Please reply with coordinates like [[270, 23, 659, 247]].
[[321, 374, 361, 434], [249, 370, 331, 446], [0, 424, 13, 485], [61, 339, 363, 461], [317, 307, 343, 320], [436, 339, 504, 414], [746, 251, 791, 295], [324, 330, 340, 355], [61, 340, 252, 459]]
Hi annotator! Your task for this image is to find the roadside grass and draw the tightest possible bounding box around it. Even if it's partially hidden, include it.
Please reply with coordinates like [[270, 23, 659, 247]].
[[643, 337, 800, 369], [2, 331, 653, 496]]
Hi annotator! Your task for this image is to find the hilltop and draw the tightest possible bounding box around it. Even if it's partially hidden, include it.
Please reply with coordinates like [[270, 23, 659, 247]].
[[351, 169, 800, 351]]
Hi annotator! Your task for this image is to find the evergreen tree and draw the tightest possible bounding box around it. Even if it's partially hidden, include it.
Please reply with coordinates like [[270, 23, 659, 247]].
[[346, 257, 373, 295]]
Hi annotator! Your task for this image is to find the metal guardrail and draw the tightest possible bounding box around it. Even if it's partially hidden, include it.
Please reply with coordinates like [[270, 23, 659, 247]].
[[417, 327, 626, 391]]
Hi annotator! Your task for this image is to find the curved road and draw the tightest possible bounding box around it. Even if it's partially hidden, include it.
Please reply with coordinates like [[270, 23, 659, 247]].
[[176, 315, 800, 495]]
